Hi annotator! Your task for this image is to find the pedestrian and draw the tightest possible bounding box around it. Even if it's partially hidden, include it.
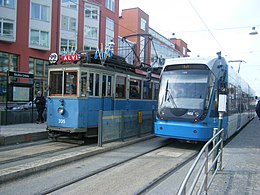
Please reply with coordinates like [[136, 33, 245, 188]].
[[256, 98, 260, 119], [34, 91, 46, 124]]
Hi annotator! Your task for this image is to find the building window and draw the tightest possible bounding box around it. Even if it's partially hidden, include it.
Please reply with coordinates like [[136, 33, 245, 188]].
[[29, 57, 48, 95], [141, 18, 146, 31], [105, 17, 114, 46], [0, 51, 18, 72], [31, 2, 50, 22], [140, 36, 145, 63], [29, 58, 48, 77], [117, 37, 134, 65], [0, 0, 15, 8], [83, 46, 96, 51], [105, 0, 115, 12], [60, 38, 76, 53], [0, 18, 14, 38], [61, 0, 77, 9], [30, 29, 49, 48], [61, 15, 76, 32], [183, 47, 186, 55], [85, 5, 98, 20], [85, 25, 98, 40]]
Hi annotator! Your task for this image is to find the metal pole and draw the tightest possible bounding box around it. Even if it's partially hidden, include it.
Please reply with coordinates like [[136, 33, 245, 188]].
[[219, 129, 224, 170], [213, 111, 223, 171], [5, 71, 8, 125], [98, 110, 103, 147]]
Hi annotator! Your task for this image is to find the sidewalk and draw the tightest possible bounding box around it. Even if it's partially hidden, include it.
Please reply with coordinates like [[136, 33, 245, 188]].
[[209, 117, 260, 194], [0, 122, 47, 145]]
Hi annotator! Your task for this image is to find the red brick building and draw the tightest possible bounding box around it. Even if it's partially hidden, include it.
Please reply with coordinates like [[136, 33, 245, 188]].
[[0, 0, 119, 100]]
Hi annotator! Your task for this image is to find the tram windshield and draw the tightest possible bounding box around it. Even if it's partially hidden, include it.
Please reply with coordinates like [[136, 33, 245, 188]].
[[49, 70, 78, 96], [158, 68, 214, 120]]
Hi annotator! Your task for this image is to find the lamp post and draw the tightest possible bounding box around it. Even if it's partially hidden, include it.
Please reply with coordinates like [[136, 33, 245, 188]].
[[228, 60, 246, 73], [249, 26, 258, 35]]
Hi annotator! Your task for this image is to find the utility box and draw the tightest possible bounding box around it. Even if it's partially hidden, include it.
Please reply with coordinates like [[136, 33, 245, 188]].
[[218, 94, 227, 112]]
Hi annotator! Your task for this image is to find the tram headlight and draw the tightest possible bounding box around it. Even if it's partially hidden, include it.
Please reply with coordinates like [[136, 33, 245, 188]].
[[194, 112, 199, 117], [57, 106, 64, 115]]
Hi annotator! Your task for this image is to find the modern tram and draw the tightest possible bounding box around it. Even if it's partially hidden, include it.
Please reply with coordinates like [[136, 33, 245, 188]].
[[47, 51, 160, 140], [154, 55, 256, 142]]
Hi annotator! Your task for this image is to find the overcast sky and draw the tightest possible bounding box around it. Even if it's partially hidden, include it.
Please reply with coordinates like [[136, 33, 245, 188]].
[[119, 0, 260, 96]]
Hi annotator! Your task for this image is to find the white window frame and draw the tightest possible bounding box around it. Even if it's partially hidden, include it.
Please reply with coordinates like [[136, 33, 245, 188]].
[[141, 18, 146, 31], [105, 0, 115, 12], [0, 0, 15, 8], [31, 2, 50, 22], [84, 4, 98, 20], [105, 17, 114, 45], [85, 25, 98, 40], [60, 38, 76, 53], [61, 15, 77, 32], [61, 0, 78, 10], [0, 18, 14, 38], [30, 29, 49, 48]]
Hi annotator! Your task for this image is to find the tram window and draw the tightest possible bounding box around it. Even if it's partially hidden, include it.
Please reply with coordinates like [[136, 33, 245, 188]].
[[102, 75, 106, 96], [210, 89, 218, 117], [107, 76, 112, 96], [143, 80, 152, 99], [129, 79, 141, 99], [115, 76, 126, 98], [95, 74, 100, 96], [81, 72, 88, 97], [49, 71, 62, 95], [64, 71, 77, 95], [228, 84, 237, 115], [153, 83, 159, 100], [89, 73, 94, 96]]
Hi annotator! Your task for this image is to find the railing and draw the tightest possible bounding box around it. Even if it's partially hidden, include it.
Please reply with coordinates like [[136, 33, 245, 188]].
[[178, 128, 224, 195], [98, 110, 155, 147]]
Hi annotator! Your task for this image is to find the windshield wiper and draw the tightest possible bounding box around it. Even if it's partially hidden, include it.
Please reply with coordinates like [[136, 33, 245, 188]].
[[164, 80, 177, 108]]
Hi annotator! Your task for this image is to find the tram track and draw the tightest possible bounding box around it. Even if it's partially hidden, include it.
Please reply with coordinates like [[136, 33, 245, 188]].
[[37, 140, 202, 195], [0, 142, 78, 165], [38, 142, 171, 195], [0, 137, 203, 195], [0, 141, 83, 169]]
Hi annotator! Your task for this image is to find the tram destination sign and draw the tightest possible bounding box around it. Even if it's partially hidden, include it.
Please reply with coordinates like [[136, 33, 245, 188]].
[[9, 71, 34, 78]]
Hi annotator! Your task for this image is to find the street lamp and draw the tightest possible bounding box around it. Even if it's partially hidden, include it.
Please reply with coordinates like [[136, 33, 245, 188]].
[[228, 60, 246, 73], [249, 26, 258, 35]]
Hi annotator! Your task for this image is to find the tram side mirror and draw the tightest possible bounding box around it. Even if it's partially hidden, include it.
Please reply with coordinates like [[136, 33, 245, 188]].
[[218, 94, 227, 112]]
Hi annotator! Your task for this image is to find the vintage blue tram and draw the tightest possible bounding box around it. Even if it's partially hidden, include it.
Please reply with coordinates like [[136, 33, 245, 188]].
[[47, 52, 159, 140], [154, 55, 255, 142]]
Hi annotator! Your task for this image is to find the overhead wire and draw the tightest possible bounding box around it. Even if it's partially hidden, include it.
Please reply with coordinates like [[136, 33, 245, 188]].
[[187, 0, 226, 54]]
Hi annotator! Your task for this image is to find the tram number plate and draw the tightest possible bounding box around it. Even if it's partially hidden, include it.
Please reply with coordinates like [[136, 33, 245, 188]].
[[58, 119, 66, 124]]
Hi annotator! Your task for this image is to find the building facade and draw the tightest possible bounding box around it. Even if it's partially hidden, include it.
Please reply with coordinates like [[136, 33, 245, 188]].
[[118, 7, 190, 68], [0, 0, 119, 102], [0, 1, 189, 104]]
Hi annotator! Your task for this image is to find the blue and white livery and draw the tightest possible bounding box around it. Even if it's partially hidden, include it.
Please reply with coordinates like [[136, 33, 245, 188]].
[[154, 56, 255, 141]]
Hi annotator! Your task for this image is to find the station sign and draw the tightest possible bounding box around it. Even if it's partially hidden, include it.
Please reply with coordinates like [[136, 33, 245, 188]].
[[9, 71, 34, 78]]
